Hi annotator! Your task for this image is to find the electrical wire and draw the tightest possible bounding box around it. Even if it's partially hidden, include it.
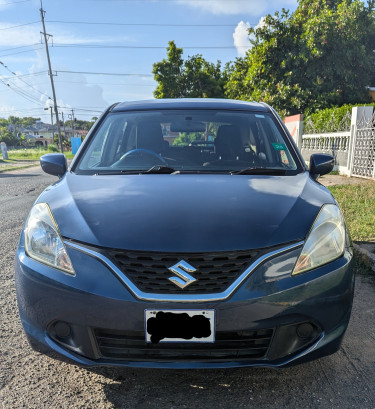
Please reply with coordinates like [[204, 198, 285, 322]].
[[53, 43, 248, 50], [0, 47, 44, 58], [56, 70, 153, 77], [46, 20, 255, 27], [0, 71, 49, 79], [54, 80, 155, 86], [0, 44, 40, 53], [0, 79, 45, 106], [0, 21, 39, 31], [0, 0, 32, 5], [0, 61, 52, 101]]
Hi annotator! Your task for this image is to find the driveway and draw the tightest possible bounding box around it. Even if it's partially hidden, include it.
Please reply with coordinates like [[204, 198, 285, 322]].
[[1, 166, 374, 409]]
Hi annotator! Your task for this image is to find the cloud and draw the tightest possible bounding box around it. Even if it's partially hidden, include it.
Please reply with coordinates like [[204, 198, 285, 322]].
[[176, 0, 297, 15], [233, 21, 251, 56], [232, 17, 270, 56]]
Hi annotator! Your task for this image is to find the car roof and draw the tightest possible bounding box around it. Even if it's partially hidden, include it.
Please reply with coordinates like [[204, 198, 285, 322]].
[[112, 98, 270, 113]]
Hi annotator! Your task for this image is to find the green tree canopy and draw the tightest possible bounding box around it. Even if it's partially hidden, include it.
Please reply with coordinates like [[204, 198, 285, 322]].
[[225, 0, 375, 115], [153, 41, 226, 99]]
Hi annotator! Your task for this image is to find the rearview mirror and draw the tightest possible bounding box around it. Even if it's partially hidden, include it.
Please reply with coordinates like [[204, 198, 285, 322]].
[[170, 121, 206, 133], [40, 153, 67, 177], [309, 153, 334, 179]]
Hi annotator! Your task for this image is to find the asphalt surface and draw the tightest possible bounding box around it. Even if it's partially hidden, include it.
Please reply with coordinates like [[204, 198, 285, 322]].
[[1, 166, 375, 409]]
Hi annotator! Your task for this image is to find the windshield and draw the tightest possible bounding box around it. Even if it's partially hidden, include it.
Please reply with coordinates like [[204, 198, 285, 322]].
[[75, 109, 300, 174]]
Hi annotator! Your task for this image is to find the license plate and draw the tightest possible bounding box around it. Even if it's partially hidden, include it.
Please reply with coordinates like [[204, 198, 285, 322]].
[[145, 309, 215, 344]]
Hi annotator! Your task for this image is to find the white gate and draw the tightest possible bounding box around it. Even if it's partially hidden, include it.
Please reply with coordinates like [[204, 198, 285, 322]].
[[351, 112, 375, 180]]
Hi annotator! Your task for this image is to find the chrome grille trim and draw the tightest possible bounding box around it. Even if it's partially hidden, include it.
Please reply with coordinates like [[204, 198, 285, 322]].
[[64, 241, 304, 302]]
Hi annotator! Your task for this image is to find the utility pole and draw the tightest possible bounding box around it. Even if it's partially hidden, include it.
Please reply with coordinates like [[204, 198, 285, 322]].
[[69, 109, 75, 137], [40, 1, 63, 153], [61, 111, 66, 142], [44, 106, 53, 142]]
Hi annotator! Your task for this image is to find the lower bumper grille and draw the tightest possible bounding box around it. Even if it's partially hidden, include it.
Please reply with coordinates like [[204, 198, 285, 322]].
[[94, 328, 273, 362]]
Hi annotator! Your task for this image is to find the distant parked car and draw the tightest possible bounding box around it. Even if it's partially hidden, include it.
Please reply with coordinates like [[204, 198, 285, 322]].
[[15, 99, 354, 369]]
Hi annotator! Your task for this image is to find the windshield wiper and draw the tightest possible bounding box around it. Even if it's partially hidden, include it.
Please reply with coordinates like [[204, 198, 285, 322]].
[[141, 165, 176, 174], [230, 167, 287, 175]]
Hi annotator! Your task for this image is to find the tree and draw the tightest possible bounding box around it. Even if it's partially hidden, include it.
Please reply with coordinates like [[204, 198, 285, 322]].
[[0, 126, 18, 146], [225, 0, 375, 116], [153, 41, 226, 98]]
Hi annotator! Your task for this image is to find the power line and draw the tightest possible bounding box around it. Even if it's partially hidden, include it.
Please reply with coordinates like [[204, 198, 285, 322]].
[[0, 71, 49, 80], [0, 0, 32, 5], [0, 61, 52, 101], [2, 78, 46, 105], [0, 21, 39, 31], [0, 44, 40, 53], [46, 20, 254, 27], [56, 70, 154, 77], [53, 43, 248, 50], [54, 80, 155, 86], [0, 79, 45, 106], [0, 48, 44, 58], [113, 0, 248, 1]]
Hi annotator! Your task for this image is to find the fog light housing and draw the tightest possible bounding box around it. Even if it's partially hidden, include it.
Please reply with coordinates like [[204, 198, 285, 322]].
[[296, 322, 314, 339], [53, 321, 71, 339], [268, 321, 321, 361]]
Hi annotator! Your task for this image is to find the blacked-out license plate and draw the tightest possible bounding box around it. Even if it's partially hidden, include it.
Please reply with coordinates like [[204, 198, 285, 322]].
[[145, 309, 215, 344]]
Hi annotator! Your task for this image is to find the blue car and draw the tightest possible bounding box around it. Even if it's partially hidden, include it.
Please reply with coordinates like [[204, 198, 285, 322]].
[[15, 99, 354, 369]]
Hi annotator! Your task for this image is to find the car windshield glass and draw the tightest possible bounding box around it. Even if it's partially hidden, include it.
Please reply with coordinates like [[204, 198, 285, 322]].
[[75, 109, 300, 174]]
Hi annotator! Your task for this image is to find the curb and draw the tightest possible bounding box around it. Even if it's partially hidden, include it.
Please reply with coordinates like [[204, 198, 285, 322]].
[[353, 243, 375, 273]]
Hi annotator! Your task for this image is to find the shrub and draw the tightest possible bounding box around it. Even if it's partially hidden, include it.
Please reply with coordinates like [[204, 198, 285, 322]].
[[47, 144, 59, 153], [304, 103, 375, 134]]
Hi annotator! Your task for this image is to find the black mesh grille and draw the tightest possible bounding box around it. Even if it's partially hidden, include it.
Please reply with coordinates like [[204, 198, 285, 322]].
[[94, 328, 273, 362], [106, 249, 260, 294]]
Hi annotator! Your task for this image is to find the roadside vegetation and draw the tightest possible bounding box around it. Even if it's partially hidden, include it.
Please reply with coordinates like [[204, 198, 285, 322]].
[[329, 182, 375, 242], [153, 0, 375, 117], [7, 145, 74, 161], [0, 146, 74, 172]]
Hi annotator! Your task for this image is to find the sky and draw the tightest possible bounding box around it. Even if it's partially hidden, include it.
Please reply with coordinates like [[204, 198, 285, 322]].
[[0, 0, 297, 121]]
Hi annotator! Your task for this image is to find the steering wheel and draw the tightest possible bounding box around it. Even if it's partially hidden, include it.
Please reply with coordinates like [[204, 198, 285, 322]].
[[112, 148, 167, 167]]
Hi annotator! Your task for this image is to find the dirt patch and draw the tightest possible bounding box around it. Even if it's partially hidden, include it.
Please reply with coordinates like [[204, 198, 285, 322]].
[[319, 174, 375, 187]]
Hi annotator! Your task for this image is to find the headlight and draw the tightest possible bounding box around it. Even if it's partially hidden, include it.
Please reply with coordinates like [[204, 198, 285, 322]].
[[292, 204, 346, 275], [24, 203, 75, 275]]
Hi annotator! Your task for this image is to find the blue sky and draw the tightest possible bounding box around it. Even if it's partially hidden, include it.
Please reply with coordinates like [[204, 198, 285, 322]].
[[0, 0, 297, 121]]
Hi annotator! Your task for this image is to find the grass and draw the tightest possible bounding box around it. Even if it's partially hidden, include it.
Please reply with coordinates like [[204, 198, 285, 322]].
[[0, 158, 39, 172], [329, 182, 375, 242], [7, 147, 74, 161]]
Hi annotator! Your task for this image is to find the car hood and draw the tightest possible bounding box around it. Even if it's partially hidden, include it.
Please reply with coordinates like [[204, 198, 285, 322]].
[[39, 172, 334, 252]]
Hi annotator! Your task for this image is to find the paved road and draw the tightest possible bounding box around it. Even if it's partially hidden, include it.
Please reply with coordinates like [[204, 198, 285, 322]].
[[1, 166, 375, 409]]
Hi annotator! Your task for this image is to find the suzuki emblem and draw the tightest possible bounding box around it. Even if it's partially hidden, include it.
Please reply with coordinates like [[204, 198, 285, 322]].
[[168, 260, 197, 289]]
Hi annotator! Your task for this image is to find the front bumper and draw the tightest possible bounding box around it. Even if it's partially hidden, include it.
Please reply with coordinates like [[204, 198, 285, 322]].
[[15, 239, 354, 369]]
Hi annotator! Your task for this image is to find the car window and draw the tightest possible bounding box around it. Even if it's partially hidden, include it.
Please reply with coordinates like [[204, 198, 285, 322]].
[[76, 110, 300, 174]]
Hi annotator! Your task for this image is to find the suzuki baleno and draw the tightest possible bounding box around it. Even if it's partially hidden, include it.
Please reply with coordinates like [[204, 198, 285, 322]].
[[15, 99, 354, 368]]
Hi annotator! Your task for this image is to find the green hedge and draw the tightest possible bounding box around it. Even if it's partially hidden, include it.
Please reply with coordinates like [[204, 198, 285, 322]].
[[304, 103, 375, 134]]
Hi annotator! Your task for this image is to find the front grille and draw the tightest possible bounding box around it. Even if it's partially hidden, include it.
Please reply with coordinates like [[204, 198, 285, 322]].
[[107, 249, 260, 294], [94, 328, 273, 362]]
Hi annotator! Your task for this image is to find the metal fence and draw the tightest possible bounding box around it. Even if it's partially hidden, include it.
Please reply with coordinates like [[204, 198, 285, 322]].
[[300, 132, 351, 174], [298, 107, 375, 179], [351, 111, 375, 179]]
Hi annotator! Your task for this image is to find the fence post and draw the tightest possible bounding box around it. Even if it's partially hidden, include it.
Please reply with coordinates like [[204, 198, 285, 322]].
[[0, 142, 8, 160], [348, 106, 374, 177]]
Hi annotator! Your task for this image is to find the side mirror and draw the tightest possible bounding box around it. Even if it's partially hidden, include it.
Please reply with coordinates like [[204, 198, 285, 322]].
[[309, 153, 334, 179], [40, 153, 67, 177]]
